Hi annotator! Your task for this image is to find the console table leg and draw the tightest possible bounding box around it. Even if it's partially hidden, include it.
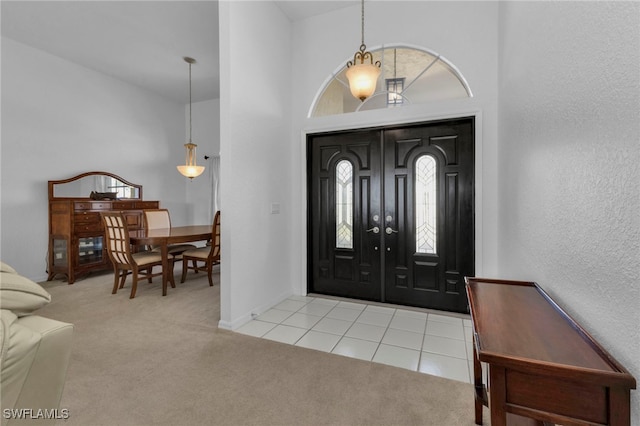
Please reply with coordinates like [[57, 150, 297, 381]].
[[609, 387, 631, 425], [473, 337, 483, 425], [489, 366, 507, 426]]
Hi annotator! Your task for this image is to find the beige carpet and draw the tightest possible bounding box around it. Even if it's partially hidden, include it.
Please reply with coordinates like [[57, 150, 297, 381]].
[[39, 270, 488, 426]]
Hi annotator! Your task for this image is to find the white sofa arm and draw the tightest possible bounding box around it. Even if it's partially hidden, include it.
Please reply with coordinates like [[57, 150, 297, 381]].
[[0, 261, 73, 426], [11, 317, 73, 425], [1, 311, 73, 426]]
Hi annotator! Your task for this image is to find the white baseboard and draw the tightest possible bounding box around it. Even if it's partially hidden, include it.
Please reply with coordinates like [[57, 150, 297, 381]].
[[218, 288, 293, 331]]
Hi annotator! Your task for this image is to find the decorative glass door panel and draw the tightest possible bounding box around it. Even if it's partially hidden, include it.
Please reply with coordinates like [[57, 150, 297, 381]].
[[336, 160, 354, 249], [415, 155, 437, 254]]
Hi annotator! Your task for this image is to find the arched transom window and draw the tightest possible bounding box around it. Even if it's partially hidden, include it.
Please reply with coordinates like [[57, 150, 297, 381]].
[[311, 46, 471, 117]]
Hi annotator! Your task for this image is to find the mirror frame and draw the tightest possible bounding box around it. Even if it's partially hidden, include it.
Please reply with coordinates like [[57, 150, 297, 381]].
[[48, 171, 143, 200]]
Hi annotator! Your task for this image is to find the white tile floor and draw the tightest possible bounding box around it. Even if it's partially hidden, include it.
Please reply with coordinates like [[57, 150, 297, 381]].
[[236, 295, 475, 384]]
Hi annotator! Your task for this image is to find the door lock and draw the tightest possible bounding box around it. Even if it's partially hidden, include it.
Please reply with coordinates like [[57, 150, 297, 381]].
[[366, 226, 380, 234], [385, 227, 398, 235]]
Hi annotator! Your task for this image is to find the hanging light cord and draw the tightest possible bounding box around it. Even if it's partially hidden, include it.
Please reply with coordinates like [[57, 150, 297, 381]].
[[394, 48, 397, 79], [188, 61, 192, 143], [360, 0, 365, 47], [360, 0, 365, 46]]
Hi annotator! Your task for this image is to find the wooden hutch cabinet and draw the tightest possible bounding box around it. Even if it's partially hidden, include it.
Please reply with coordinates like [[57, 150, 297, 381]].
[[47, 171, 159, 284]]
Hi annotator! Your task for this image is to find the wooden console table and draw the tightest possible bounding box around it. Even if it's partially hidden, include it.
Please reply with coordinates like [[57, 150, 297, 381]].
[[465, 277, 636, 426]]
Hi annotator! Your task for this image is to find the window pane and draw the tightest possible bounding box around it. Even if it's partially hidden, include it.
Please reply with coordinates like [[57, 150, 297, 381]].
[[386, 77, 405, 105], [416, 156, 437, 254], [336, 160, 353, 249], [311, 47, 471, 117]]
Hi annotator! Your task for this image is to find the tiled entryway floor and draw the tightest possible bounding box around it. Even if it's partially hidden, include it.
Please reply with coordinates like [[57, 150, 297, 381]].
[[235, 295, 475, 384]]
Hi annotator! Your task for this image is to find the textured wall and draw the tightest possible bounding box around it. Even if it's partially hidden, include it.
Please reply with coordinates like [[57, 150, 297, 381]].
[[498, 2, 639, 421]]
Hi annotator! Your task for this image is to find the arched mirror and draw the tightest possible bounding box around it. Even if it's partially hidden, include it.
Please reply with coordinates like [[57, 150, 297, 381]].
[[49, 171, 142, 200]]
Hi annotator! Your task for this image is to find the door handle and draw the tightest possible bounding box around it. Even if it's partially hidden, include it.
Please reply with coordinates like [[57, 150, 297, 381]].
[[385, 227, 398, 235], [366, 226, 380, 234]]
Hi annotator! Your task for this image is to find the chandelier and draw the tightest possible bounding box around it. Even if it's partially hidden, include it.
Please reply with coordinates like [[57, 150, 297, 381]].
[[177, 56, 205, 180], [345, 0, 381, 102]]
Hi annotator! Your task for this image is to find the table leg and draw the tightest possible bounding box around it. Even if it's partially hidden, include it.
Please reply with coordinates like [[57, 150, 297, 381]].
[[489, 366, 507, 426], [161, 244, 169, 296], [473, 336, 483, 425], [609, 387, 631, 425]]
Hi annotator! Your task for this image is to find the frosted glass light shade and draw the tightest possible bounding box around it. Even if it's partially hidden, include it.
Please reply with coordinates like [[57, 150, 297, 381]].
[[346, 63, 381, 101], [177, 164, 205, 179], [177, 142, 205, 179]]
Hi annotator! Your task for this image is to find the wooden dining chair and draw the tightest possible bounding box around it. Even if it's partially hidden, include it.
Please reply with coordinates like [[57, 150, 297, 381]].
[[180, 211, 220, 286], [101, 211, 173, 298], [143, 208, 197, 255]]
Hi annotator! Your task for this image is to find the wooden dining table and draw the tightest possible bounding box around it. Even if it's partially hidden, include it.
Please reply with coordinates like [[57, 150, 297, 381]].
[[129, 225, 213, 296]]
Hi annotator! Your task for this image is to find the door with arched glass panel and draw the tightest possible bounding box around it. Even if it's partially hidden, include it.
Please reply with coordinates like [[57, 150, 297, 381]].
[[382, 119, 474, 312], [308, 118, 474, 313], [308, 129, 383, 301]]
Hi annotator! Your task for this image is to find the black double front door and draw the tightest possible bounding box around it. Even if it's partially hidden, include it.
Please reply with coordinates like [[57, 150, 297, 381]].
[[307, 118, 474, 313]]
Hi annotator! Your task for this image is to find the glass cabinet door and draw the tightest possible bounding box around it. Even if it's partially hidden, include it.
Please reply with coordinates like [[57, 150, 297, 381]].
[[77, 236, 104, 265], [52, 239, 68, 267]]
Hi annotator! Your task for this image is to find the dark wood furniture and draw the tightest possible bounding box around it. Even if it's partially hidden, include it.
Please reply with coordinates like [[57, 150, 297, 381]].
[[465, 277, 636, 426], [180, 211, 220, 286], [101, 212, 166, 299], [129, 225, 213, 296], [47, 172, 159, 284]]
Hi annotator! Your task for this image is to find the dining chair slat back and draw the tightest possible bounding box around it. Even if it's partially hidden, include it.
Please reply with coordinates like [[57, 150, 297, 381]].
[[101, 211, 166, 298]]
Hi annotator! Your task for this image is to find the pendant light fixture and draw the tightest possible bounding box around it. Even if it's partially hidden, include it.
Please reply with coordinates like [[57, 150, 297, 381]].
[[346, 0, 381, 102], [177, 56, 205, 180]]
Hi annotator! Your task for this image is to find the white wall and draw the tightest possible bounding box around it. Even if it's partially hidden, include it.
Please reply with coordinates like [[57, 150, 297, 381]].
[[289, 1, 500, 294], [1, 37, 187, 281], [184, 98, 220, 227], [498, 2, 640, 421], [218, 1, 293, 328]]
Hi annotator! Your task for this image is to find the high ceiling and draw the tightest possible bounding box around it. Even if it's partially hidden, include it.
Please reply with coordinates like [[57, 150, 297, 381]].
[[1, 1, 219, 104], [276, 1, 357, 21], [1, 0, 356, 105]]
